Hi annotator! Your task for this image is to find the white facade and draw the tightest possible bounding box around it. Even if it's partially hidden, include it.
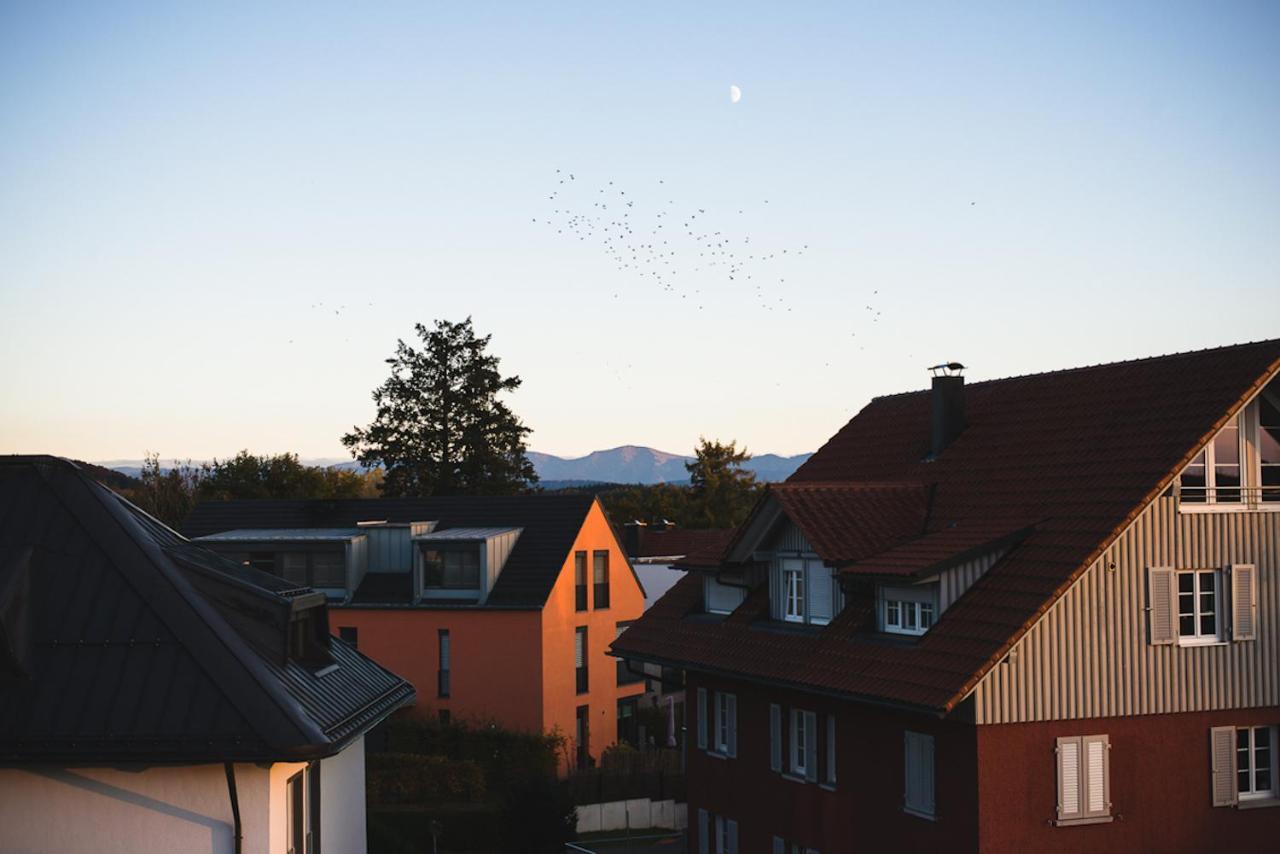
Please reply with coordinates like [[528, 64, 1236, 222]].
[[0, 737, 367, 854]]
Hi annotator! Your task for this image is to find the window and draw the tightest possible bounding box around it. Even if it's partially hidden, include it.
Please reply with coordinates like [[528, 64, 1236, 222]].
[[423, 546, 481, 589], [1180, 414, 1242, 504], [574, 551, 588, 611], [705, 577, 747, 615], [1149, 567, 1244, 646], [286, 768, 310, 854], [1237, 726, 1275, 801], [1178, 379, 1280, 509], [714, 815, 738, 854], [593, 550, 610, 609], [575, 626, 588, 694], [713, 692, 737, 757], [773, 840, 819, 854], [696, 687, 708, 750], [280, 550, 346, 588], [825, 715, 837, 786], [437, 629, 451, 698], [881, 585, 938, 637], [904, 731, 936, 819], [1262, 392, 1280, 503], [777, 559, 838, 626], [784, 564, 805, 622], [576, 704, 590, 769], [338, 626, 358, 648], [790, 709, 817, 781], [1177, 570, 1219, 642], [1055, 734, 1110, 825]]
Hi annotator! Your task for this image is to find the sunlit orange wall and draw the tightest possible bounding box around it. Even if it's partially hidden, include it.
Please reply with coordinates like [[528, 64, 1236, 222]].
[[540, 499, 647, 765], [331, 607, 545, 732]]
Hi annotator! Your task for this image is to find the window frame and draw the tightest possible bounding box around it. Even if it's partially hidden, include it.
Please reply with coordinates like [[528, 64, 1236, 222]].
[[1176, 569, 1221, 644], [286, 767, 310, 854], [437, 628, 451, 698], [1177, 382, 1280, 512], [783, 564, 805, 623], [422, 544, 482, 590], [712, 691, 737, 758], [593, 549, 611, 609], [880, 584, 939, 637], [1237, 725, 1276, 802], [575, 626, 588, 695], [574, 551, 588, 611]]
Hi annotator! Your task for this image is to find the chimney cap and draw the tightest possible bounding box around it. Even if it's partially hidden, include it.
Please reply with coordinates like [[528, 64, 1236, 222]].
[[928, 362, 966, 377]]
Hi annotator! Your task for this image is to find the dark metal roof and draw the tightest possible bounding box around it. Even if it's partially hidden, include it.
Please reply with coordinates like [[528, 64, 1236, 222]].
[[182, 494, 599, 608], [0, 456, 415, 764]]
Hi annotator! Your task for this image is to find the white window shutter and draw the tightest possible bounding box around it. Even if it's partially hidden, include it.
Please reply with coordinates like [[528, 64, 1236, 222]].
[[772, 838, 785, 854], [726, 694, 738, 757], [697, 688, 708, 750], [1056, 737, 1081, 822], [1082, 735, 1109, 818], [922, 734, 935, 815], [1148, 567, 1176, 645], [804, 711, 818, 782], [826, 715, 837, 785], [808, 562, 833, 624], [1210, 726, 1238, 807], [1231, 564, 1257, 641], [727, 818, 738, 854], [770, 704, 782, 772], [698, 809, 709, 854]]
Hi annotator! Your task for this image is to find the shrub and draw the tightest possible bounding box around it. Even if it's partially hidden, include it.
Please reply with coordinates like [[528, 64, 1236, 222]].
[[366, 753, 486, 806], [382, 716, 562, 795]]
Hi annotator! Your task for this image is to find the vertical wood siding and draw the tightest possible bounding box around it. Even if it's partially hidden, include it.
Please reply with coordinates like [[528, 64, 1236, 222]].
[[938, 550, 1005, 613], [974, 498, 1280, 724]]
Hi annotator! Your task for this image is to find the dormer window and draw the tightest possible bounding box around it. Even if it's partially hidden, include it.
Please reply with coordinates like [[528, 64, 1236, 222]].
[[422, 546, 481, 589], [880, 584, 938, 637], [772, 558, 838, 626], [1180, 414, 1242, 504]]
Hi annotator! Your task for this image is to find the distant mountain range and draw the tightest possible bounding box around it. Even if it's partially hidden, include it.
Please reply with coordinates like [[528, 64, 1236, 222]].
[[96, 445, 812, 486]]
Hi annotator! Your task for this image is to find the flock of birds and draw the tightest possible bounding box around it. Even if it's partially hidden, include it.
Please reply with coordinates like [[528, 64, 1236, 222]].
[[534, 170, 882, 334]]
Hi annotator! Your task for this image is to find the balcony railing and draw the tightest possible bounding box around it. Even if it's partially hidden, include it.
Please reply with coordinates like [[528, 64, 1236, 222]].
[[1174, 484, 1280, 510]]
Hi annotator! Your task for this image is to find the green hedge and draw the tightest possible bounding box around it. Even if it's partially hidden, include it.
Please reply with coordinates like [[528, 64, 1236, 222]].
[[381, 717, 562, 794], [367, 753, 486, 806], [368, 804, 501, 854]]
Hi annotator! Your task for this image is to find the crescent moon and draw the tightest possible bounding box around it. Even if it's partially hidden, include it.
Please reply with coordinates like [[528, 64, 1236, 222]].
[[729, 85, 742, 104]]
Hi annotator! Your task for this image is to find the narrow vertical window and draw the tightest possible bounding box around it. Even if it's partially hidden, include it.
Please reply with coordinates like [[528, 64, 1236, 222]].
[[575, 704, 590, 769], [593, 550, 610, 609], [437, 629, 451, 698], [575, 626, 588, 694], [790, 709, 816, 780], [1261, 393, 1280, 503], [574, 551, 588, 611], [286, 769, 307, 854], [713, 692, 737, 757], [904, 731, 936, 819], [825, 715, 837, 786], [783, 563, 805, 623], [697, 687, 708, 750]]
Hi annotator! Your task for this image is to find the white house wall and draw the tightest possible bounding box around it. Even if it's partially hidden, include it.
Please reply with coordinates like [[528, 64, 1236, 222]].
[[973, 496, 1280, 724], [320, 736, 367, 854], [0, 762, 270, 854]]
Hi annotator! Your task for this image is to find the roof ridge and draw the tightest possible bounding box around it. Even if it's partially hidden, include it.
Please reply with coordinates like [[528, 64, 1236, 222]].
[[870, 337, 1280, 402], [771, 480, 924, 491]]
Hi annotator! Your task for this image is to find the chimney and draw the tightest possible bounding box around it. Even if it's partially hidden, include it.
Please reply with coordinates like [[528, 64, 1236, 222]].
[[929, 362, 966, 458], [623, 521, 646, 558]]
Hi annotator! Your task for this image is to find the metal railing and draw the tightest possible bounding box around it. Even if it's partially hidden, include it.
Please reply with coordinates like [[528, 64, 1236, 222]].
[[1174, 484, 1280, 510]]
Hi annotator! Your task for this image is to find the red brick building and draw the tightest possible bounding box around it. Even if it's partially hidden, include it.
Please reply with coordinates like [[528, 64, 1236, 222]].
[[613, 340, 1280, 853]]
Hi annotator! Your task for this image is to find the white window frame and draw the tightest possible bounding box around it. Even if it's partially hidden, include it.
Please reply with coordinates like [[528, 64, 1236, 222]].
[[783, 564, 805, 623], [1176, 569, 1222, 645], [880, 584, 938, 637], [1237, 725, 1276, 802], [789, 709, 817, 781], [713, 815, 738, 854], [712, 691, 737, 758], [285, 766, 311, 854], [1177, 383, 1280, 513]]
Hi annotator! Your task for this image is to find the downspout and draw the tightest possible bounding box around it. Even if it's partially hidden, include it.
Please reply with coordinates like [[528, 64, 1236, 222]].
[[224, 762, 243, 854]]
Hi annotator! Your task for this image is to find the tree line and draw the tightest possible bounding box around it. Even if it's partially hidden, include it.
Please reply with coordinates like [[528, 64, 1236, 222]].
[[118, 318, 761, 531]]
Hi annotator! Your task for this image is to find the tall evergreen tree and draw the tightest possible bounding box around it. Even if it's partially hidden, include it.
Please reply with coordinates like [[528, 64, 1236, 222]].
[[685, 438, 761, 528], [343, 318, 538, 497]]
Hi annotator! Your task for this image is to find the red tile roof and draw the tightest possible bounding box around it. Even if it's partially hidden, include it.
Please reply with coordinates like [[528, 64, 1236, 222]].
[[631, 527, 735, 561], [613, 339, 1280, 713]]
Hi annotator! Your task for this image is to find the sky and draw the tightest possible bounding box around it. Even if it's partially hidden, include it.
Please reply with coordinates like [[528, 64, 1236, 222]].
[[2, 1, 1278, 463]]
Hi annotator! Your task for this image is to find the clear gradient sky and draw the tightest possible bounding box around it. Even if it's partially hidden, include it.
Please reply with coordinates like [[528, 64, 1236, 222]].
[[2, 2, 1278, 462]]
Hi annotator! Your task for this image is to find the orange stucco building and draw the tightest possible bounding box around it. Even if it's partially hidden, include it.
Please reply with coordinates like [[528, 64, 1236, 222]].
[[184, 495, 646, 766]]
